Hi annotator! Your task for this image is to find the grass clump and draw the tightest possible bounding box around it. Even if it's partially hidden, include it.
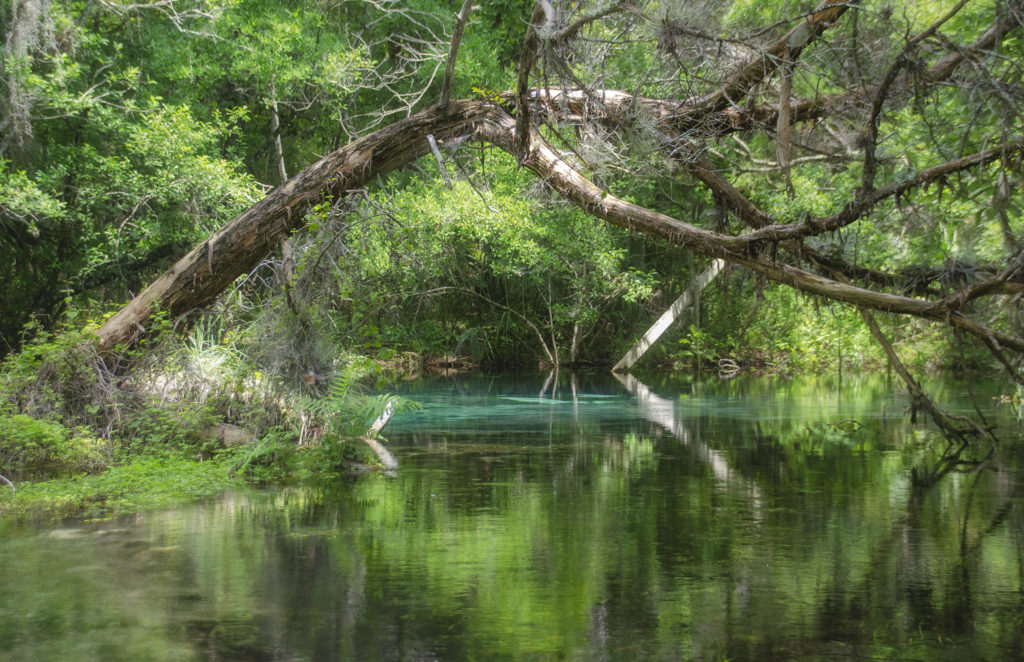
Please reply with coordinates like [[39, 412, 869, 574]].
[[0, 454, 241, 519]]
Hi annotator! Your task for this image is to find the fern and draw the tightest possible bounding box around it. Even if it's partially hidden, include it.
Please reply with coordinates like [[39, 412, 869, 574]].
[[298, 361, 421, 440], [230, 426, 293, 476]]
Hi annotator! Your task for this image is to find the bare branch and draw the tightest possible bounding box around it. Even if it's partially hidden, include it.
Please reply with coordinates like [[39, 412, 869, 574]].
[[516, 1, 552, 159], [93, 96, 1024, 368], [861, 0, 973, 193], [678, 0, 851, 122], [438, 0, 474, 111], [737, 137, 1024, 245]]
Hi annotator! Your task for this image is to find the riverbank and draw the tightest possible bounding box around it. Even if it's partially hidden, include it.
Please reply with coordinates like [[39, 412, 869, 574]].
[[0, 454, 242, 520]]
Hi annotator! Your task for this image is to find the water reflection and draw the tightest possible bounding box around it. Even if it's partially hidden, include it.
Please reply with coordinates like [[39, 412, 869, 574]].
[[615, 372, 763, 513], [0, 374, 1022, 661]]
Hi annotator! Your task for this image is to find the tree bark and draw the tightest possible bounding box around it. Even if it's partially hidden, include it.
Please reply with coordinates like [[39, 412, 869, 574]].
[[613, 259, 726, 372], [95, 98, 1024, 362], [95, 100, 495, 353], [93, 0, 1024, 369]]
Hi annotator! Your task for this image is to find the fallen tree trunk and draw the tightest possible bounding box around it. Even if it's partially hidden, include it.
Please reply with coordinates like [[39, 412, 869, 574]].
[[95, 98, 1024, 362], [95, 99, 495, 353], [93, 1, 1023, 356]]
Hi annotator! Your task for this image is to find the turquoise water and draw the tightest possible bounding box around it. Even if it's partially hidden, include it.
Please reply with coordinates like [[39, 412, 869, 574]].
[[2, 373, 1022, 660]]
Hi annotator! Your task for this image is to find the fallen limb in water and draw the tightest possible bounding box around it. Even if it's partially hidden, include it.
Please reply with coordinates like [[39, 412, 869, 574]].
[[359, 436, 398, 471], [360, 399, 398, 470]]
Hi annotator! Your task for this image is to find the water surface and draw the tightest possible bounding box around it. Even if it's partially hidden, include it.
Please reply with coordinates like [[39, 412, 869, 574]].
[[2, 373, 1022, 661]]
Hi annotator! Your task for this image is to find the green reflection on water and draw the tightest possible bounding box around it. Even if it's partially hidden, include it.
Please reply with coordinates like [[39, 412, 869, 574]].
[[1, 373, 1022, 661]]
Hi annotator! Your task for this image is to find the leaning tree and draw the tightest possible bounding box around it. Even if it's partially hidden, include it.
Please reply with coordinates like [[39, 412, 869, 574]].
[[94, 0, 1024, 439]]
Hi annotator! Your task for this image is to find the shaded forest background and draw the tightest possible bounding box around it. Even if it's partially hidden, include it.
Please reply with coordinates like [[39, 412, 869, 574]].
[[0, 0, 1023, 484], [2, 0, 1019, 377]]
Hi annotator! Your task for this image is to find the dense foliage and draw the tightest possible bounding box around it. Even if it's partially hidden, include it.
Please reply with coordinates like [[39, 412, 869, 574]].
[[2, 0, 1023, 510], [3, 0, 1017, 373]]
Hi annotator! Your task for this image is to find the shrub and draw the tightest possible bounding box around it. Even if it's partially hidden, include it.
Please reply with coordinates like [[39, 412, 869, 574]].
[[0, 414, 107, 471]]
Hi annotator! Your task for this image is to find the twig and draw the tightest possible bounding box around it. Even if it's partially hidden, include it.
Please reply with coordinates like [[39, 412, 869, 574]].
[[426, 134, 452, 188]]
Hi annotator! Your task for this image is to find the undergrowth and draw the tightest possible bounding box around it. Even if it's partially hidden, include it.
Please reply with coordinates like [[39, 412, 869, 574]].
[[0, 311, 414, 520]]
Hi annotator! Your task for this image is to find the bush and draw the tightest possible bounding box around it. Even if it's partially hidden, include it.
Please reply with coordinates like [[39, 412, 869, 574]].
[[0, 414, 107, 471]]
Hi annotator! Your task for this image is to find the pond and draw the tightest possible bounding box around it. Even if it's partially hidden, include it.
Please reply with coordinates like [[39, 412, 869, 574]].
[[2, 373, 1023, 661]]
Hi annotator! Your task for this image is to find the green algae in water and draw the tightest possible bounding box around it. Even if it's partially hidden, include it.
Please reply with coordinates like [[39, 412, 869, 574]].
[[0, 455, 241, 519]]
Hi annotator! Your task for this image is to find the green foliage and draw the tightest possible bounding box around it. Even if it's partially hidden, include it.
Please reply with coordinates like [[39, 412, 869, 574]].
[[0, 414, 106, 471], [0, 454, 240, 519], [287, 151, 664, 366], [296, 360, 421, 470], [0, 158, 65, 237], [229, 426, 297, 479], [119, 399, 220, 457], [2, 0, 1018, 390], [0, 324, 121, 430]]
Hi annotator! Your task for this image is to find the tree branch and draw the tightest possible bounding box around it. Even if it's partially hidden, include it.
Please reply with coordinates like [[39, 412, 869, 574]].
[[516, 1, 551, 159], [438, 0, 474, 111], [94, 99, 1024, 367], [736, 137, 1024, 245]]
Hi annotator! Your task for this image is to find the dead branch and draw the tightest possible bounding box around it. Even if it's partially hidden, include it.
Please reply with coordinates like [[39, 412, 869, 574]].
[[438, 0, 474, 111]]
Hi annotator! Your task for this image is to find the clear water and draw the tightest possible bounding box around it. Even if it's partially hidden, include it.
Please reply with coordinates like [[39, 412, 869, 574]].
[[2, 373, 1023, 661]]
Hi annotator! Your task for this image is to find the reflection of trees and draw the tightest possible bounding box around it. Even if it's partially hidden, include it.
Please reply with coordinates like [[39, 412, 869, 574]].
[[801, 439, 1019, 658], [5, 377, 1021, 661]]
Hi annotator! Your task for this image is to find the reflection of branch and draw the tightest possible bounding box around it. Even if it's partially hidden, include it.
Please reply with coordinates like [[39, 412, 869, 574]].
[[614, 372, 762, 510], [828, 266, 996, 443]]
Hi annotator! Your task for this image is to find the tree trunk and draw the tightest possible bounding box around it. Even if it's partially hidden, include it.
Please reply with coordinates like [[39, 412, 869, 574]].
[[94, 100, 494, 353], [95, 98, 1024, 361], [613, 259, 726, 372]]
